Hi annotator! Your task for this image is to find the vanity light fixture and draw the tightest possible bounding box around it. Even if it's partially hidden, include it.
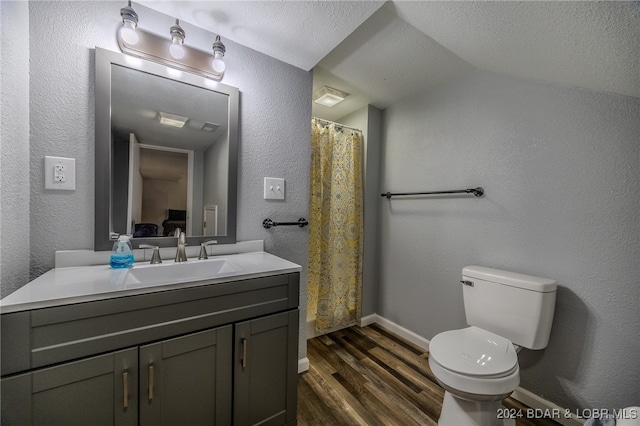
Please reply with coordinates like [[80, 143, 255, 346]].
[[157, 111, 189, 128], [169, 19, 186, 60], [116, 2, 227, 81], [313, 86, 350, 107], [119, 1, 139, 45]]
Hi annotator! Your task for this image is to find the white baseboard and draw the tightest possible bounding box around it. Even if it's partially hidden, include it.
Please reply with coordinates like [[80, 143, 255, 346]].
[[298, 357, 309, 373], [364, 314, 431, 350], [359, 314, 377, 327]]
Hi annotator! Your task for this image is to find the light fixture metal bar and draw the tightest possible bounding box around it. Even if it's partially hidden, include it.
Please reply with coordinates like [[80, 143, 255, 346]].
[[117, 28, 223, 81]]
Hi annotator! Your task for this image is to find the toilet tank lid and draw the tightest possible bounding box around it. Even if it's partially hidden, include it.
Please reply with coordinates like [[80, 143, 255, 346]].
[[463, 266, 557, 292]]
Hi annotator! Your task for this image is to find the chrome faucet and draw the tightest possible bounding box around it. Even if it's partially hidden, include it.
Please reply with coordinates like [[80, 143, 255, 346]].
[[174, 228, 188, 262], [139, 244, 162, 264], [198, 240, 218, 260]]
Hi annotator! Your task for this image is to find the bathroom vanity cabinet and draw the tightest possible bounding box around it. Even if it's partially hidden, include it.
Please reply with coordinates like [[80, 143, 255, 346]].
[[1, 270, 300, 425]]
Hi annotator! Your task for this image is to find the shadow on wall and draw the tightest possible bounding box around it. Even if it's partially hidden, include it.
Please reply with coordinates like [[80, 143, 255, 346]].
[[519, 286, 592, 411]]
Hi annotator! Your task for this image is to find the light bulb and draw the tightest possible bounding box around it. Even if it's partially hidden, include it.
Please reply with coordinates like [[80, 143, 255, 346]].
[[211, 35, 226, 75], [120, 21, 139, 45], [169, 38, 185, 59], [211, 55, 225, 74], [169, 20, 186, 60], [119, 2, 139, 45]]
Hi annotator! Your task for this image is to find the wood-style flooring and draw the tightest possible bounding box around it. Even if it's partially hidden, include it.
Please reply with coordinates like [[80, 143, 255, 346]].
[[298, 324, 562, 426]]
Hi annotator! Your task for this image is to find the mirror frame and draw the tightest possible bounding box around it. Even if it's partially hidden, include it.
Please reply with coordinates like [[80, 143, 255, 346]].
[[95, 47, 239, 250]]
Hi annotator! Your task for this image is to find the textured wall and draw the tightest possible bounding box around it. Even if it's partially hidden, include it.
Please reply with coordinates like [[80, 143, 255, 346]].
[[0, 1, 31, 298], [21, 2, 311, 358], [379, 70, 640, 410], [28, 1, 119, 278]]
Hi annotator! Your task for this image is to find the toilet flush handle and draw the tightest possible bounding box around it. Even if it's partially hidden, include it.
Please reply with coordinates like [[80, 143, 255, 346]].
[[461, 280, 474, 287]]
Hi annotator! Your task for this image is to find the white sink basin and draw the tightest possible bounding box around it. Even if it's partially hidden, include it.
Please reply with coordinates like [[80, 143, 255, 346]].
[[124, 258, 240, 287]]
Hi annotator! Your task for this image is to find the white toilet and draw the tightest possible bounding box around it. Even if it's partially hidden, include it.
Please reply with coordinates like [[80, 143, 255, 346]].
[[429, 266, 557, 426]]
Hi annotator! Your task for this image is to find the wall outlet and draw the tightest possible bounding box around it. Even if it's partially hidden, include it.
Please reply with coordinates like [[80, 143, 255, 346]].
[[45, 156, 76, 190], [54, 164, 67, 182], [264, 177, 285, 200]]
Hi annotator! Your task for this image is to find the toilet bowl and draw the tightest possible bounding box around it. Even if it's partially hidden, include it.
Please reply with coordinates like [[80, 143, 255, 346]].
[[430, 266, 557, 426]]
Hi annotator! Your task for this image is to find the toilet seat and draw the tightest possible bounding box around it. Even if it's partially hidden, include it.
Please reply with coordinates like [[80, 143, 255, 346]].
[[430, 327, 518, 377], [429, 327, 520, 399]]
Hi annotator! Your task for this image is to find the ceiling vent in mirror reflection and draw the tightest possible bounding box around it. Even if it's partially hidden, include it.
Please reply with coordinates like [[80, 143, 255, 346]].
[[201, 122, 220, 132], [117, 1, 227, 81], [157, 111, 189, 128]]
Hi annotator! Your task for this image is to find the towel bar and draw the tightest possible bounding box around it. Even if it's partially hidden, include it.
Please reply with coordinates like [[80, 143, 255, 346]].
[[381, 187, 484, 199], [262, 218, 308, 229]]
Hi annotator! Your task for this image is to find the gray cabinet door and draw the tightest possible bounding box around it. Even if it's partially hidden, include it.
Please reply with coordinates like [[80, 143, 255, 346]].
[[139, 325, 233, 426], [1, 348, 138, 426], [233, 310, 299, 426]]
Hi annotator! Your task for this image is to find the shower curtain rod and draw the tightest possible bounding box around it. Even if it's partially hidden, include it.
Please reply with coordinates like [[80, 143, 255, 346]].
[[312, 117, 362, 133]]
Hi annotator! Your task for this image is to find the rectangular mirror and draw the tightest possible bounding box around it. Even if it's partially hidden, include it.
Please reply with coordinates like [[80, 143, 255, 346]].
[[95, 47, 238, 250]]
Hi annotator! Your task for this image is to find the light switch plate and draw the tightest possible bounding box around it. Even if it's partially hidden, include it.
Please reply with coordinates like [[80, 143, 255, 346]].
[[264, 177, 285, 200], [45, 156, 76, 190]]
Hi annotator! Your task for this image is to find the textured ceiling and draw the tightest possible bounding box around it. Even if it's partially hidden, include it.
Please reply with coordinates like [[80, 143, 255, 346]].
[[138, 1, 640, 121], [393, 1, 640, 101], [137, 1, 385, 71], [313, 3, 474, 120]]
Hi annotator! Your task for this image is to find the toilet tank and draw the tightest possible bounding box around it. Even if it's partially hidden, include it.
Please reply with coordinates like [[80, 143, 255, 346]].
[[462, 266, 557, 350]]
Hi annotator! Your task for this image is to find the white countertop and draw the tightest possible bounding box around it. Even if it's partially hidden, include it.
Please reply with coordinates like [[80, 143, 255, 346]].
[[0, 252, 301, 314]]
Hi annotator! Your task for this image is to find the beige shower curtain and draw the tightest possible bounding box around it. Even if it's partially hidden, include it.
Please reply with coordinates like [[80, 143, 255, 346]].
[[307, 119, 363, 333]]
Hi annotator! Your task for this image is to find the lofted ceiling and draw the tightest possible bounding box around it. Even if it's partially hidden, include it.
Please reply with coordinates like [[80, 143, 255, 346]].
[[139, 1, 640, 121]]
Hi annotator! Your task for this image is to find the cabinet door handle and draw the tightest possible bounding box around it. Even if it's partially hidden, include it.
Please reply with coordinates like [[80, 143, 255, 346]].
[[123, 370, 129, 409], [148, 364, 154, 402], [241, 338, 247, 369]]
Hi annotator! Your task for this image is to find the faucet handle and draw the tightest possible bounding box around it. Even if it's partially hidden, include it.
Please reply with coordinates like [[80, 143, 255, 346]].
[[139, 244, 162, 264], [198, 240, 218, 260]]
